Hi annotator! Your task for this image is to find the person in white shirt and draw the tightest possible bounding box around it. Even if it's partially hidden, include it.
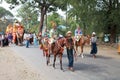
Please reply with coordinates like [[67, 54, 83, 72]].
[[90, 32, 97, 58], [24, 32, 30, 48]]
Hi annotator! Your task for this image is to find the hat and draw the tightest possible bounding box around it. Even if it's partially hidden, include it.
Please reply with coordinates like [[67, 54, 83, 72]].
[[92, 32, 96, 35], [66, 31, 72, 34], [14, 20, 19, 23], [59, 34, 63, 37]]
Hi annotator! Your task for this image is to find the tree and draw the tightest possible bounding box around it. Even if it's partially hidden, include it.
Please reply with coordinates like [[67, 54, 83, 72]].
[[47, 12, 67, 36], [0, 7, 13, 17], [17, 3, 39, 32], [97, 0, 120, 43], [67, 0, 120, 43], [0, 7, 13, 32], [4, 0, 67, 33], [67, 0, 97, 35], [0, 0, 2, 3], [47, 12, 61, 28]]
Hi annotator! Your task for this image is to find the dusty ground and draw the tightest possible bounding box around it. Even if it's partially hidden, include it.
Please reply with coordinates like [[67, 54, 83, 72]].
[[96, 44, 120, 59], [0, 44, 119, 80], [9, 44, 120, 80], [0, 47, 42, 80], [83, 44, 120, 59]]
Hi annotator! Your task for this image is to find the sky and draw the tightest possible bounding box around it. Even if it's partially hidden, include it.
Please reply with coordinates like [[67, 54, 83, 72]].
[[0, 1, 66, 21], [0, 1, 19, 17], [0, 1, 11, 11]]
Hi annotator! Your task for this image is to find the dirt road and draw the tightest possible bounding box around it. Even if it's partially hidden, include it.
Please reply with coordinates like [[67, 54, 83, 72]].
[[0, 47, 42, 80], [9, 45, 120, 80], [0, 45, 120, 80]]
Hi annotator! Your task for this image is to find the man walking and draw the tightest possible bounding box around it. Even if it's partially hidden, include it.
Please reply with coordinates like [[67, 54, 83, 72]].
[[66, 31, 76, 71]]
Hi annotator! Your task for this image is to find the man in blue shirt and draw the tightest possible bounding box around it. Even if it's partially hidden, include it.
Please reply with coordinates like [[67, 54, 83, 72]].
[[75, 26, 82, 36], [74, 26, 83, 41]]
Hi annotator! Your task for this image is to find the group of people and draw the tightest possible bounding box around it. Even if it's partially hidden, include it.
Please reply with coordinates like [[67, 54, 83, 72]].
[[0, 31, 40, 48], [75, 26, 97, 58], [0, 20, 40, 48], [65, 27, 97, 71], [23, 32, 40, 48], [2, 20, 97, 72], [4, 20, 24, 46], [40, 24, 98, 71]]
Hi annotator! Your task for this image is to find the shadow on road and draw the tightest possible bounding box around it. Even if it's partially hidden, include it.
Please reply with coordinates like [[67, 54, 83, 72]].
[[85, 54, 113, 60]]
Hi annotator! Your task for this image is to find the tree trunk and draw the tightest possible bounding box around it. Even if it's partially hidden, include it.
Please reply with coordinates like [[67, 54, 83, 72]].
[[39, 6, 47, 33], [109, 25, 117, 43], [45, 13, 47, 28]]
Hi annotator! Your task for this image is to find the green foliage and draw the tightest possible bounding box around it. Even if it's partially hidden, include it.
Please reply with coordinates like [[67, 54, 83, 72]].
[[5, 0, 68, 32], [0, 7, 13, 17], [67, 0, 97, 34], [47, 12, 67, 36], [0, 7, 13, 32], [17, 3, 39, 32], [95, 0, 120, 34], [4, 0, 120, 41], [67, 0, 120, 36], [47, 12, 61, 28]]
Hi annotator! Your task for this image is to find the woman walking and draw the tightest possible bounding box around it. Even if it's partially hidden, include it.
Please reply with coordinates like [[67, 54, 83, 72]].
[[90, 32, 97, 58], [33, 33, 38, 47]]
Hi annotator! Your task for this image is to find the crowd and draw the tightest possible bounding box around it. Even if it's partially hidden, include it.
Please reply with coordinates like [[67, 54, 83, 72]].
[[0, 32, 40, 48], [40, 25, 98, 71], [23, 32, 39, 48], [0, 22, 98, 72]]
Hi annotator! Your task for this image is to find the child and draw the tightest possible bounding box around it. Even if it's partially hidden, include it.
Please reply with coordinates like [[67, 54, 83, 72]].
[[90, 32, 97, 58]]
